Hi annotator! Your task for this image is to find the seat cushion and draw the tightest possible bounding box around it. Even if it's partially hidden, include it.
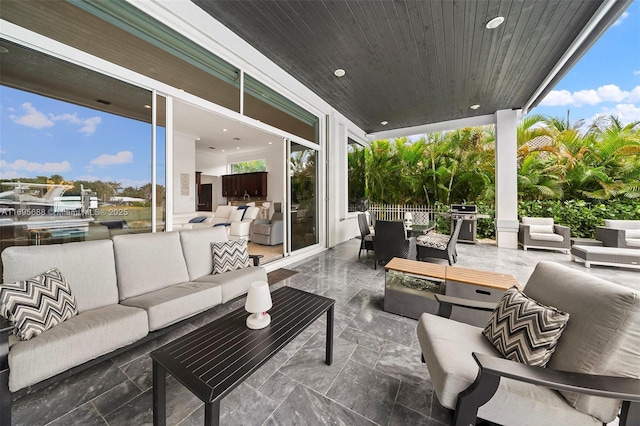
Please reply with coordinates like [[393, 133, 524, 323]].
[[523, 261, 640, 423], [8, 304, 148, 391], [482, 286, 569, 367], [195, 265, 268, 303], [1, 240, 119, 312], [0, 268, 78, 340], [417, 313, 599, 426], [179, 227, 229, 281], [229, 209, 245, 222], [626, 238, 640, 247], [522, 217, 554, 227], [252, 223, 271, 235], [120, 281, 221, 331], [416, 233, 448, 250], [528, 232, 564, 242], [113, 232, 190, 300], [528, 224, 554, 234]]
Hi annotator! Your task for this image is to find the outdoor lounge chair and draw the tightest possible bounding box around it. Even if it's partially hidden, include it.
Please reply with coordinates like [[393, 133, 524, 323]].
[[595, 219, 640, 249], [373, 220, 416, 269], [518, 217, 571, 254], [416, 218, 463, 265], [417, 261, 640, 426], [357, 213, 374, 258]]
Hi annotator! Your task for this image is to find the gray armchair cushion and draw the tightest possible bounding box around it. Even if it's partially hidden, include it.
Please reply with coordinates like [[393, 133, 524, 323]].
[[523, 261, 640, 422], [179, 227, 229, 280]]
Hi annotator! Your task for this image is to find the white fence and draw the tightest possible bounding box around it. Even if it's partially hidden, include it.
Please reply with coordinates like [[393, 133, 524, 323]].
[[368, 204, 436, 223]]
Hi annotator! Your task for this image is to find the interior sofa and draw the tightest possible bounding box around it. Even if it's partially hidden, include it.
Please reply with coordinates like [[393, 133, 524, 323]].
[[0, 227, 266, 419], [596, 219, 640, 249], [417, 261, 640, 426], [172, 211, 216, 230]]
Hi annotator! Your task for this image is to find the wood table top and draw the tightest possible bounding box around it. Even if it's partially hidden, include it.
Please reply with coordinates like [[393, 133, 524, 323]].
[[384, 258, 520, 290]]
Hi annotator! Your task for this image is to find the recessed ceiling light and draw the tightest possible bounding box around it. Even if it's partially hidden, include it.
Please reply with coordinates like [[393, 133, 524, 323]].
[[334, 69, 346, 77], [222, 149, 226, 152], [381, 121, 388, 126], [268, 141, 273, 145], [470, 104, 480, 110], [0, 47, 9, 54], [196, 137, 201, 141], [486, 16, 504, 29], [143, 104, 151, 109], [236, 147, 240, 150], [223, 128, 228, 132]]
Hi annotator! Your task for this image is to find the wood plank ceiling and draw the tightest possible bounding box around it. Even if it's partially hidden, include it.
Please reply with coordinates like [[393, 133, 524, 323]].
[[193, 0, 627, 133]]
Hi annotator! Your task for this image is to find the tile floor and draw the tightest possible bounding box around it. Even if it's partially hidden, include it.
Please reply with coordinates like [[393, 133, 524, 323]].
[[11, 239, 638, 425]]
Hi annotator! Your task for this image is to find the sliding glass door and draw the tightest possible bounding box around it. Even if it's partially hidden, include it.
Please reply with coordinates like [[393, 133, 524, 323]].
[[288, 140, 318, 251]]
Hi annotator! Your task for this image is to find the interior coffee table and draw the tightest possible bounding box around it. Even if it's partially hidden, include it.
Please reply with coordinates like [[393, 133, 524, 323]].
[[150, 286, 335, 426]]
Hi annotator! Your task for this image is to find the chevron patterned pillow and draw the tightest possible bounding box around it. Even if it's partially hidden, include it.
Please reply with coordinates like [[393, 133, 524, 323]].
[[211, 239, 251, 274], [0, 268, 78, 341], [482, 286, 569, 367]]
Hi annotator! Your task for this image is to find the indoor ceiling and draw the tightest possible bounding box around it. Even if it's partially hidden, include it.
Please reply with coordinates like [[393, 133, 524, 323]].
[[174, 101, 282, 153], [193, 0, 631, 134]]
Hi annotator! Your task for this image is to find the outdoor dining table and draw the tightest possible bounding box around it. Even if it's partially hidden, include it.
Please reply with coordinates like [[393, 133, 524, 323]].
[[406, 220, 437, 237]]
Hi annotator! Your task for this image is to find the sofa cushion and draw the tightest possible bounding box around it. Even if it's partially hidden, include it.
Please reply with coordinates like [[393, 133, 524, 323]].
[[417, 313, 599, 426], [523, 261, 640, 423], [522, 217, 554, 227], [120, 281, 221, 331], [228, 209, 245, 222], [7, 304, 148, 392], [252, 223, 271, 235], [195, 265, 268, 303], [528, 224, 554, 234], [214, 205, 237, 219], [482, 286, 569, 367], [0, 268, 78, 341], [1, 240, 119, 312], [626, 229, 640, 239], [604, 219, 640, 230], [113, 232, 190, 300], [528, 232, 564, 242], [627, 238, 640, 247], [179, 227, 229, 281], [212, 239, 250, 274]]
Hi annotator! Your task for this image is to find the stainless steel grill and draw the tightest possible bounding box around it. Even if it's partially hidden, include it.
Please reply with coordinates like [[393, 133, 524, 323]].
[[450, 204, 478, 243]]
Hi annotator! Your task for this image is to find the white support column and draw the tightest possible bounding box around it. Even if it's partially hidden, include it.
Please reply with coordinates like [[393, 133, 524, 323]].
[[494, 109, 520, 249]]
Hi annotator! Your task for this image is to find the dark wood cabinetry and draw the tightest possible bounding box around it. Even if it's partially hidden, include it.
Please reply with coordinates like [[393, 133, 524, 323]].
[[221, 172, 267, 197]]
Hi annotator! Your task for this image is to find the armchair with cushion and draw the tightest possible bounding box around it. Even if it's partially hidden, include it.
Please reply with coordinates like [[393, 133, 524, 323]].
[[250, 204, 283, 246], [518, 217, 571, 254], [373, 220, 416, 269], [416, 218, 463, 265], [417, 261, 640, 426], [596, 219, 640, 248]]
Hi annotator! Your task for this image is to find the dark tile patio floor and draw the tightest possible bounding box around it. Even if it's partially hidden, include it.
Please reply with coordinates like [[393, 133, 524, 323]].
[[11, 238, 637, 425]]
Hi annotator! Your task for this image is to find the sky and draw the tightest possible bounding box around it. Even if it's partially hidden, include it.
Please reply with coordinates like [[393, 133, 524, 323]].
[[528, 1, 640, 124], [0, 2, 638, 186]]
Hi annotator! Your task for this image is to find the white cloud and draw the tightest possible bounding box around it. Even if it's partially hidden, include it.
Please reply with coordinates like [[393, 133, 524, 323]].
[[90, 151, 133, 166], [8, 103, 102, 135], [0, 159, 71, 174], [9, 103, 54, 129], [600, 103, 640, 123], [74, 175, 102, 182], [118, 178, 149, 189], [540, 84, 640, 107], [50, 112, 102, 135], [613, 11, 629, 26], [634, 70, 640, 76]]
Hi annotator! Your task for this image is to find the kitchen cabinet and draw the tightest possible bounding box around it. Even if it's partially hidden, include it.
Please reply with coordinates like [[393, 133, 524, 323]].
[[221, 172, 267, 197]]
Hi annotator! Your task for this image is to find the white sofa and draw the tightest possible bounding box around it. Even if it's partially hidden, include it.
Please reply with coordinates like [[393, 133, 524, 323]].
[[596, 219, 640, 248], [0, 227, 266, 403], [172, 211, 216, 230]]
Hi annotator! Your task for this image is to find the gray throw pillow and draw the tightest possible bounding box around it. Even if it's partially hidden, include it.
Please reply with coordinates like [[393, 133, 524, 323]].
[[482, 286, 569, 367]]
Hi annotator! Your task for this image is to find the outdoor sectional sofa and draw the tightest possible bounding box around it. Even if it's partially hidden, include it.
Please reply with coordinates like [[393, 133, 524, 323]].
[[0, 227, 266, 422]]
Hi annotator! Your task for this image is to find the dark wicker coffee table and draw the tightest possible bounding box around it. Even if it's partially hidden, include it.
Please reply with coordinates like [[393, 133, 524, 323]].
[[150, 286, 335, 426]]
